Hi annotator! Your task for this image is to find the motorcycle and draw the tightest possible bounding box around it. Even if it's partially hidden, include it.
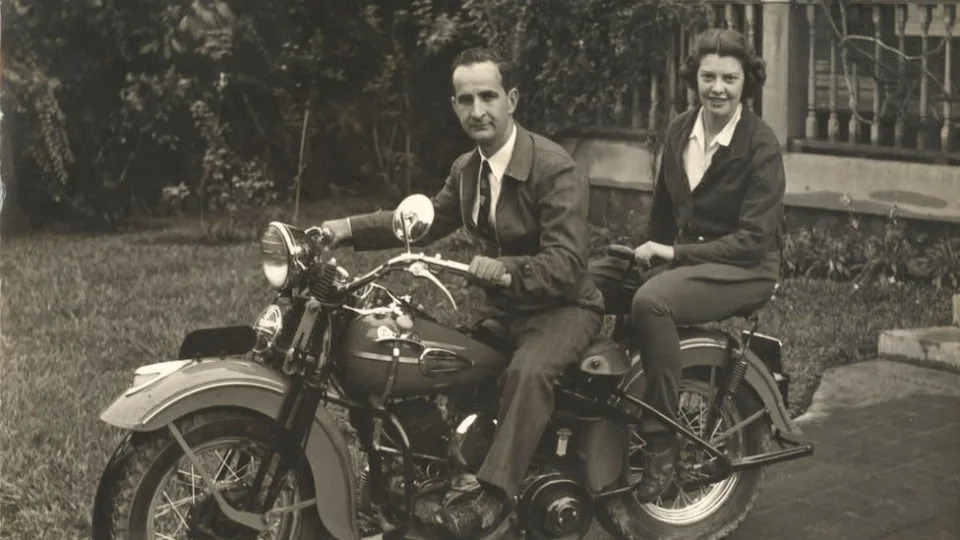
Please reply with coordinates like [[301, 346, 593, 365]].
[[92, 194, 813, 540]]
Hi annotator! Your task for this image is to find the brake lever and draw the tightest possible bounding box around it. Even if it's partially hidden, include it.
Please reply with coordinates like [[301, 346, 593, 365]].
[[406, 262, 458, 311]]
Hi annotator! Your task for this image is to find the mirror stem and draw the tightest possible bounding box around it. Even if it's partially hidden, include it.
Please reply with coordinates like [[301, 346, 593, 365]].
[[402, 211, 412, 253]]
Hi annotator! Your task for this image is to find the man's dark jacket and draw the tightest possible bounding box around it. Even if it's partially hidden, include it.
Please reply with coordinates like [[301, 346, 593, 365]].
[[348, 123, 604, 314], [649, 106, 785, 280]]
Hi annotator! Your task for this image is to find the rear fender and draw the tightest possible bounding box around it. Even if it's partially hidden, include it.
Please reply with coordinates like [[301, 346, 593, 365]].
[[676, 328, 798, 434], [617, 328, 798, 436], [99, 358, 360, 540]]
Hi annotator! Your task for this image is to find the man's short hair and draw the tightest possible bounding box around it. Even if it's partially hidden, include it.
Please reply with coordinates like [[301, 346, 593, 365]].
[[451, 47, 517, 92]]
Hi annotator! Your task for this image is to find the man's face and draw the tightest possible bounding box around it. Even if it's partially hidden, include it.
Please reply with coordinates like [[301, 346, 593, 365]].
[[451, 61, 518, 154], [697, 53, 745, 124]]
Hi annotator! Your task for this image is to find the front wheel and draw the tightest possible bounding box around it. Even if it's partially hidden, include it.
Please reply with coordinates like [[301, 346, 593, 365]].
[[596, 378, 771, 540], [92, 408, 329, 540]]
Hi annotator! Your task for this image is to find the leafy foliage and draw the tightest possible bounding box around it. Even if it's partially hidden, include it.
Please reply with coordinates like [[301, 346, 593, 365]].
[[3, 0, 467, 228], [782, 215, 959, 290], [913, 236, 960, 290], [5, 0, 700, 229], [461, 0, 697, 134]]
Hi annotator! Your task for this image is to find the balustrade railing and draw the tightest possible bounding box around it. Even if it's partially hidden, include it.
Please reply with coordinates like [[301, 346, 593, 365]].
[[584, 1, 763, 136], [798, 0, 958, 161], [578, 0, 958, 165]]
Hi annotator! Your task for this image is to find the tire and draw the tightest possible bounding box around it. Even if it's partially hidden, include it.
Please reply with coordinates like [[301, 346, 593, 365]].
[[92, 408, 330, 540], [596, 377, 771, 540]]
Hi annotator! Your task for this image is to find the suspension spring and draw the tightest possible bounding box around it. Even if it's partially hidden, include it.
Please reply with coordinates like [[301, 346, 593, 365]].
[[726, 356, 748, 400]]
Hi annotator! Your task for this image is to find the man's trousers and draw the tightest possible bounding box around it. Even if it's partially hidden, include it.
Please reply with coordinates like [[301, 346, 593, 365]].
[[476, 305, 602, 499]]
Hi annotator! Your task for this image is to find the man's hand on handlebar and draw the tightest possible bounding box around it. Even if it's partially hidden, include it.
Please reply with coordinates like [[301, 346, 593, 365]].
[[318, 218, 352, 249], [467, 256, 512, 288]]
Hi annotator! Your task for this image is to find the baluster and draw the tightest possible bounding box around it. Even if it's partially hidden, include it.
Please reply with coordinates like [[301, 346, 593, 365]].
[[745, 3, 757, 111], [942, 5, 956, 151], [871, 5, 882, 145], [632, 86, 642, 129], [687, 29, 697, 111], [919, 6, 932, 150], [649, 72, 661, 132], [666, 35, 678, 119], [828, 39, 840, 142], [725, 4, 737, 30], [806, 3, 818, 139], [849, 61, 861, 143], [894, 4, 908, 148], [614, 90, 624, 126], [706, 4, 718, 28]]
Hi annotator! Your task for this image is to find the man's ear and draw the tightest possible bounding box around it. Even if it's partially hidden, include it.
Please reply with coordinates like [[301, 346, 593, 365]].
[[507, 87, 519, 115], [450, 95, 457, 114]]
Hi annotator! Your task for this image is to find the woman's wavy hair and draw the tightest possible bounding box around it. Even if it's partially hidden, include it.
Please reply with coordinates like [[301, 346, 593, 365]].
[[679, 28, 767, 100]]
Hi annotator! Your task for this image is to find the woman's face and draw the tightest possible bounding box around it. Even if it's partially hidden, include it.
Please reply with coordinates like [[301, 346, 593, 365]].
[[697, 53, 745, 125]]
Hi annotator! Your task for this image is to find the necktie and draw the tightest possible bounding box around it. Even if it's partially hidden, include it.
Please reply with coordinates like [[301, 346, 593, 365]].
[[477, 159, 493, 238]]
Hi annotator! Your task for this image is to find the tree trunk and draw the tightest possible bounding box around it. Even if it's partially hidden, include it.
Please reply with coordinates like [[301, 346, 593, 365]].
[[1, 113, 27, 237]]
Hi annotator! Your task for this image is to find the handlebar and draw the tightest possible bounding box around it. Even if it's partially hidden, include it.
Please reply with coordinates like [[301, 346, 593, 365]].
[[337, 252, 511, 296], [606, 243, 654, 270], [607, 244, 636, 260], [400, 254, 512, 287]]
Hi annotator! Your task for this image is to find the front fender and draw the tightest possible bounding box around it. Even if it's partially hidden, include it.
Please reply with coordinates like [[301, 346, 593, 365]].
[[100, 358, 360, 540]]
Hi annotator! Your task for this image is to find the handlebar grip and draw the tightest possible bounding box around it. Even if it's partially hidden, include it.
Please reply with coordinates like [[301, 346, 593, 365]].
[[606, 244, 636, 260]]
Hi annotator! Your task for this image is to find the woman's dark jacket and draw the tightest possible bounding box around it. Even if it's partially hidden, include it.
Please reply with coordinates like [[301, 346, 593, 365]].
[[650, 106, 786, 281]]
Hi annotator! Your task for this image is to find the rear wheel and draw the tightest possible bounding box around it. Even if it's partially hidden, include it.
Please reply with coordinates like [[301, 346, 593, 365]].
[[92, 409, 330, 540], [596, 376, 771, 540]]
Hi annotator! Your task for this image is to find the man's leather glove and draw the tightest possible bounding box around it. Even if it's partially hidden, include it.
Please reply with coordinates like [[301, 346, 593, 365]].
[[467, 255, 510, 287], [319, 218, 352, 249]]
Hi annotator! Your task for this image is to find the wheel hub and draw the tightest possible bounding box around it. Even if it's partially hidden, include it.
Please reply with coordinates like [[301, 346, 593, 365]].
[[186, 487, 260, 540]]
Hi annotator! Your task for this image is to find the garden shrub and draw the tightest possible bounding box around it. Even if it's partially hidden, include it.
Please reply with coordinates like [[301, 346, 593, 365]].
[[782, 216, 959, 290]]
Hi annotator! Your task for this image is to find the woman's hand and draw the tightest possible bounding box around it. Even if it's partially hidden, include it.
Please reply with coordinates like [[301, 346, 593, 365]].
[[633, 241, 675, 265]]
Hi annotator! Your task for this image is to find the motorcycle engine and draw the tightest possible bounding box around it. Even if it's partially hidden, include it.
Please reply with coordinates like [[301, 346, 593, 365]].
[[386, 398, 448, 456], [518, 473, 594, 540], [448, 413, 497, 472]]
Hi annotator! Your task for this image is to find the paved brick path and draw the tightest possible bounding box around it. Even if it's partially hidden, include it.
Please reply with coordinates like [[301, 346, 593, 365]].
[[730, 394, 960, 540], [586, 362, 960, 539]]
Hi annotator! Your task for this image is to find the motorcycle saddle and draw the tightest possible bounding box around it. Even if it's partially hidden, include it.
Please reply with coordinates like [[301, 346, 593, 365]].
[[471, 318, 630, 377]]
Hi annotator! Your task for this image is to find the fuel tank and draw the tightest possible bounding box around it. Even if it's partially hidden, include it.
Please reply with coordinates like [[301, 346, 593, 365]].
[[337, 312, 509, 397]]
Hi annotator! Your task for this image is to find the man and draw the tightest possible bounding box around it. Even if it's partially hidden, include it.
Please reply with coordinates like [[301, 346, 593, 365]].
[[321, 47, 603, 537]]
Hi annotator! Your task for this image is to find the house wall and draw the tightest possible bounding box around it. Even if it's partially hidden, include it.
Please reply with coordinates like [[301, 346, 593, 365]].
[[563, 136, 960, 229]]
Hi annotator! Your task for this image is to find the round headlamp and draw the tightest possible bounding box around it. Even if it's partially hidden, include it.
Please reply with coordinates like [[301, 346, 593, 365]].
[[261, 222, 307, 289]]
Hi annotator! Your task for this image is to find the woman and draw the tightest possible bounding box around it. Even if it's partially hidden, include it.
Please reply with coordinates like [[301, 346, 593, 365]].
[[590, 28, 785, 502]]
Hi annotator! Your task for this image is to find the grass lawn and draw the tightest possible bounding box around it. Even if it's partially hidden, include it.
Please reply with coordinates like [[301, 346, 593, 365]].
[[0, 205, 952, 539]]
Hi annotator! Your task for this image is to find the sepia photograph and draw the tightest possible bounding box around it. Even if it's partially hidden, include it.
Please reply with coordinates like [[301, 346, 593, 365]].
[[1, 1, 958, 539]]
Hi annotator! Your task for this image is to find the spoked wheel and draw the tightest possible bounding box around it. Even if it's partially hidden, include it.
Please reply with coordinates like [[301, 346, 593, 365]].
[[92, 409, 329, 540], [597, 377, 771, 540]]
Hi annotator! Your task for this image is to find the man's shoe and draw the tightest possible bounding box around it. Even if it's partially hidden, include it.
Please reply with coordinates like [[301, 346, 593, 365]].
[[634, 433, 678, 503], [435, 476, 507, 539]]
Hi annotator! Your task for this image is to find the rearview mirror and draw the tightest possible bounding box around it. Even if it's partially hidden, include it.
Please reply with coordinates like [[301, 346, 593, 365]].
[[392, 194, 435, 248]]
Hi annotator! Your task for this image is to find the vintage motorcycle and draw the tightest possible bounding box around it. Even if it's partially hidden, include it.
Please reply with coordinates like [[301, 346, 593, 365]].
[[92, 194, 813, 540]]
